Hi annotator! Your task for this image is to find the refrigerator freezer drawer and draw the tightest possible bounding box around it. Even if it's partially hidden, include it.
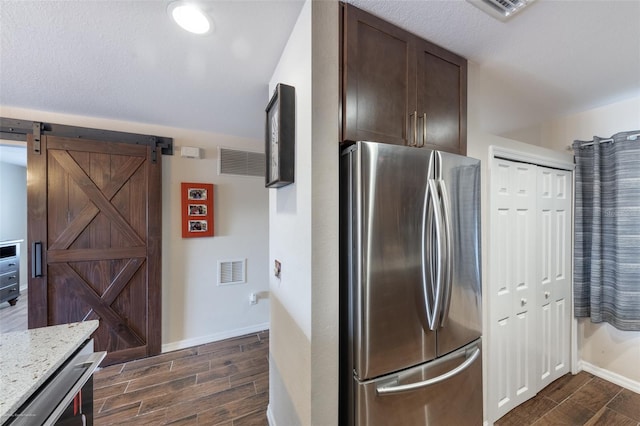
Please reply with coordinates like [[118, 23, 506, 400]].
[[354, 339, 482, 426]]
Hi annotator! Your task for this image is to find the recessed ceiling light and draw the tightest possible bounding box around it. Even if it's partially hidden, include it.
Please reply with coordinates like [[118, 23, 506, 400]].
[[168, 1, 212, 35]]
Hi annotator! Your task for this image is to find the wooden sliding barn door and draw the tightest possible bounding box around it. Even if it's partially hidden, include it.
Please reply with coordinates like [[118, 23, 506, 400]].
[[27, 134, 161, 366]]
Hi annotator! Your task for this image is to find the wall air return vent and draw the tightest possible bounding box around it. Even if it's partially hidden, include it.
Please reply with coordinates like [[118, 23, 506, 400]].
[[218, 259, 246, 286], [467, 0, 534, 21], [218, 147, 265, 178]]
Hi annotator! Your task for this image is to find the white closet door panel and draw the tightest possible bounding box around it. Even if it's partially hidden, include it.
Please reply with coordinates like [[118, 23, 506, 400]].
[[515, 310, 533, 397], [554, 298, 569, 374], [496, 317, 512, 411], [537, 168, 555, 390], [537, 167, 572, 389], [489, 159, 536, 422], [489, 160, 515, 421], [494, 208, 513, 319], [540, 302, 552, 382], [553, 170, 572, 377]]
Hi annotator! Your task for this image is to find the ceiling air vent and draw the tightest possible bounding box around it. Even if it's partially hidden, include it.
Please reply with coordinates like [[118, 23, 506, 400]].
[[218, 259, 246, 286], [218, 147, 265, 178], [467, 0, 534, 21]]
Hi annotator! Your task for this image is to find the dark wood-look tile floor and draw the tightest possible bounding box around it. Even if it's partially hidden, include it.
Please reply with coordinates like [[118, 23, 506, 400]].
[[497, 371, 640, 426], [5, 301, 639, 426], [93, 331, 269, 426]]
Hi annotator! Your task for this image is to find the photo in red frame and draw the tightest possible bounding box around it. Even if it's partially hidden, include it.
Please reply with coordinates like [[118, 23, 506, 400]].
[[181, 182, 214, 238]]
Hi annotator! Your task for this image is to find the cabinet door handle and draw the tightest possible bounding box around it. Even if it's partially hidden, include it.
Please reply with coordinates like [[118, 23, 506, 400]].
[[545, 291, 550, 299], [409, 111, 417, 147], [521, 298, 527, 306], [422, 113, 427, 147]]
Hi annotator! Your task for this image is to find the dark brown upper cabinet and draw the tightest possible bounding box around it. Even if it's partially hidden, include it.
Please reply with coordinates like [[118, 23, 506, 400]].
[[341, 4, 467, 155]]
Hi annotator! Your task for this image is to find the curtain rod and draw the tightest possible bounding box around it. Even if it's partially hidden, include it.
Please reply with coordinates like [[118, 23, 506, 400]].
[[565, 133, 640, 151]]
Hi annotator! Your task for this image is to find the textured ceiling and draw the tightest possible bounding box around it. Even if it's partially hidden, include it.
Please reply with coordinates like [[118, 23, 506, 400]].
[[1, 0, 639, 143], [0, 0, 305, 140]]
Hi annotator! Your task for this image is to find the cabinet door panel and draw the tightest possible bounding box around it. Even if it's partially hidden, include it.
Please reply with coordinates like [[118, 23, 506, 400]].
[[417, 42, 467, 154], [343, 5, 415, 145]]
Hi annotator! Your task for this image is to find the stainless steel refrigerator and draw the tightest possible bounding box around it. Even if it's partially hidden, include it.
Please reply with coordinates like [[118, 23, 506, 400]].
[[340, 141, 483, 425]]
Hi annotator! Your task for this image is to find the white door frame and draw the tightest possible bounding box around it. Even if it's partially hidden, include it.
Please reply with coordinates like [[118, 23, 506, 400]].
[[489, 145, 574, 171]]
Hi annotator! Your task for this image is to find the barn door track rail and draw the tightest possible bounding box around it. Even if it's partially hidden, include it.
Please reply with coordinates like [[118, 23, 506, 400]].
[[0, 117, 173, 163]]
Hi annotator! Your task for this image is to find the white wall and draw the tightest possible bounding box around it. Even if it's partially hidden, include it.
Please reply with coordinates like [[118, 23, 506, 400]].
[[0, 161, 27, 242], [269, 0, 313, 342], [0, 159, 28, 290], [534, 96, 640, 388], [501, 125, 547, 147], [162, 135, 270, 351], [0, 105, 270, 350], [539, 96, 640, 150], [267, 1, 339, 425], [267, 2, 312, 424]]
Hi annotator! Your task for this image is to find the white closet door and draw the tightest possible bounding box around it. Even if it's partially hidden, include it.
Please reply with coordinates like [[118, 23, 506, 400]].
[[537, 167, 572, 389], [488, 158, 537, 422]]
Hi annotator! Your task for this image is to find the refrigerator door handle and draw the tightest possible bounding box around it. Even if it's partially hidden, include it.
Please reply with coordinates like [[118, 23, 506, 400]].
[[375, 346, 481, 395], [431, 178, 445, 331], [437, 179, 453, 327], [422, 178, 443, 330]]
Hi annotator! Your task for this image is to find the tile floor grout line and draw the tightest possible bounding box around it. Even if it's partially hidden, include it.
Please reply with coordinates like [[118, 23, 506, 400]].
[[606, 402, 640, 424], [95, 398, 106, 415], [529, 401, 558, 426], [601, 387, 625, 411], [555, 391, 596, 424], [584, 407, 605, 426], [569, 380, 628, 423], [556, 375, 594, 405]]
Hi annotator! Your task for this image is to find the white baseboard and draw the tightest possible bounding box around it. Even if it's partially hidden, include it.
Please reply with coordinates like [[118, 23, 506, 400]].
[[266, 404, 276, 426], [161, 322, 269, 353], [579, 360, 640, 393]]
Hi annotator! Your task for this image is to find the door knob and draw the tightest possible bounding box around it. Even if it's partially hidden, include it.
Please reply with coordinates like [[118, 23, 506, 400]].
[[521, 298, 527, 306]]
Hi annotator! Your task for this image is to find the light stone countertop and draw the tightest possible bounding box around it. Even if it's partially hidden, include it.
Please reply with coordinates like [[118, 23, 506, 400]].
[[0, 320, 99, 422]]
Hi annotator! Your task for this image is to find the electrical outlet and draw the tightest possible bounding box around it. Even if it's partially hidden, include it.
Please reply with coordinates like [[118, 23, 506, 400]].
[[249, 292, 257, 305], [274, 260, 281, 278]]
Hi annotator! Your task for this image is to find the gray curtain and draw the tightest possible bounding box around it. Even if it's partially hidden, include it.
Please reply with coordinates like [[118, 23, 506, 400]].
[[573, 130, 640, 331]]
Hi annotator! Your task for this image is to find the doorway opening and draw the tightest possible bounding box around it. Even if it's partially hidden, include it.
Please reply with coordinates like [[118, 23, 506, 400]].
[[0, 140, 28, 332]]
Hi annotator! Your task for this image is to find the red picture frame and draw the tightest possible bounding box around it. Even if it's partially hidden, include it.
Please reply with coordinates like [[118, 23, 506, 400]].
[[181, 182, 214, 238]]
